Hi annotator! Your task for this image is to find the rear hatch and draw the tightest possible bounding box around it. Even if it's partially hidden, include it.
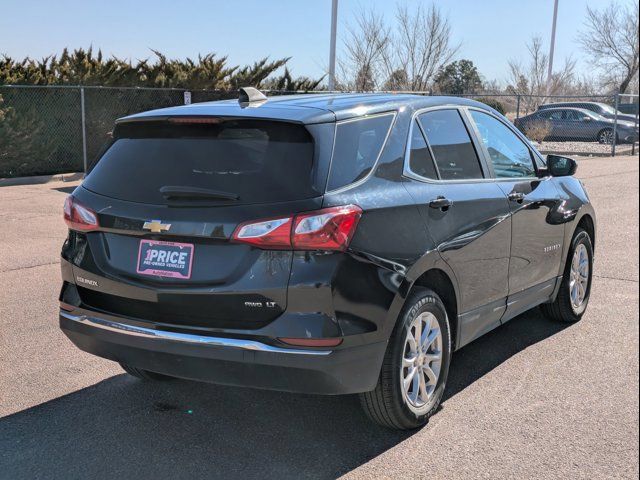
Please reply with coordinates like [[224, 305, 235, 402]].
[[69, 116, 332, 330]]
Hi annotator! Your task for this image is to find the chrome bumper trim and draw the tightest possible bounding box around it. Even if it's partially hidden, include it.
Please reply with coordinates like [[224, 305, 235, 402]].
[[60, 311, 332, 356]]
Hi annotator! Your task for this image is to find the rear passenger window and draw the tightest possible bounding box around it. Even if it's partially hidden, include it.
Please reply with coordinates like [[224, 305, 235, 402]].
[[408, 119, 438, 179], [327, 113, 394, 191], [418, 110, 483, 180], [565, 110, 582, 121]]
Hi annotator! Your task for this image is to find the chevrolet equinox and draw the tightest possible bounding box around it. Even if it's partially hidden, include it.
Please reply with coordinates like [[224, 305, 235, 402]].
[[59, 89, 596, 429]]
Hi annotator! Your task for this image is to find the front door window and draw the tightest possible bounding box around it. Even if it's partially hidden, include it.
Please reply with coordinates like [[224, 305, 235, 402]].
[[469, 110, 537, 178]]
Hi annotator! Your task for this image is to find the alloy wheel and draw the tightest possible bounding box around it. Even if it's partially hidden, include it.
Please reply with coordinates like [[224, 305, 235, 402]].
[[599, 130, 614, 144], [569, 243, 590, 313], [400, 311, 443, 413]]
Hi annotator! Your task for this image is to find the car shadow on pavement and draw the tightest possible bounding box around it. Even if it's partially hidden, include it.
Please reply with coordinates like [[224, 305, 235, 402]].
[[0, 308, 569, 480], [444, 307, 569, 401]]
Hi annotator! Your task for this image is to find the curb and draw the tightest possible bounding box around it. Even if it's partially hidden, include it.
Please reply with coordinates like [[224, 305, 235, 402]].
[[0, 172, 84, 187]]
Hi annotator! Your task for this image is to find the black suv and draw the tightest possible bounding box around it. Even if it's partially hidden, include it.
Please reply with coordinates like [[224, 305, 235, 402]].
[[60, 90, 596, 429]]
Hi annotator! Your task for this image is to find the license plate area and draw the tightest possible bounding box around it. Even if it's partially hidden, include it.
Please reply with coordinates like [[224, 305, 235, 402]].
[[137, 239, 194, 279]]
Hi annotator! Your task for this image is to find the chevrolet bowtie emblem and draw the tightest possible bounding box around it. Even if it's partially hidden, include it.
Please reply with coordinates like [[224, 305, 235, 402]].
[[142, 220, 171, 233]]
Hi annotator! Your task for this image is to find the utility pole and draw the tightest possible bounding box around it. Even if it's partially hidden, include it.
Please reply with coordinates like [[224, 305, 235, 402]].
[[328, 0, 338, 91], [547, 0, 559, 89]]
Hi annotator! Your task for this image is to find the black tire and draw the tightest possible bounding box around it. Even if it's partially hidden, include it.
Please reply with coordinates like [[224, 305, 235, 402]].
[[359, 287, 452, 430], [120, 363, 172, 381], [541, 228, 593, 323]]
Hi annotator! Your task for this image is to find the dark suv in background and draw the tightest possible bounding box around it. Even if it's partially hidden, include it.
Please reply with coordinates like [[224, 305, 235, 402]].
[[60, 90, 596, 429]]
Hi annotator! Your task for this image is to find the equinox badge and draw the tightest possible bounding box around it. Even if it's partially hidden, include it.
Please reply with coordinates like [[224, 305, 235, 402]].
[[143, 220, 171, 233]]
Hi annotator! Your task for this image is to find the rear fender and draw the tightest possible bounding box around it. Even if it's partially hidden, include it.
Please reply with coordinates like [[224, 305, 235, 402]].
[[382, 249, 461, 338]]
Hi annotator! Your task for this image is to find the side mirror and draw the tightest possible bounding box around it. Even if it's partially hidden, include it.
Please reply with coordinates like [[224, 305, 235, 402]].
[[583, 116, 592, 122], [546, 155, 577, 177]]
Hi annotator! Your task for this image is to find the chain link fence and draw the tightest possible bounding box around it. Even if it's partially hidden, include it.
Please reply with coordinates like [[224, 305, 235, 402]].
[[0, 85, 638, 178], [0, 85, 238, 177]]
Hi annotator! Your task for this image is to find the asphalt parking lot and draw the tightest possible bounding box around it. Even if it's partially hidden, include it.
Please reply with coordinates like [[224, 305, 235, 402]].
[[0, 156, 638, 479]]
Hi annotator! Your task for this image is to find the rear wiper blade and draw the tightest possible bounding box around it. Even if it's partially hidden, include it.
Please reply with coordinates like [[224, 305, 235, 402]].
[[159, 186, 239, 201]]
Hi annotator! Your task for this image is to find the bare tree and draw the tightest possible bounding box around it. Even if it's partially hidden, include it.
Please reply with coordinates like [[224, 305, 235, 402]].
[[564, 75, 601, 96], [579, 1, 639, 93], [338, 3, 458, 92], [506, 36, 575, 113], [382, 4, 459, 91], [481, 78, 504, 95], [338, 9, 390, 91]]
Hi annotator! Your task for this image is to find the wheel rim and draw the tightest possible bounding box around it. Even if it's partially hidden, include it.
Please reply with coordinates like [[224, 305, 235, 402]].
[[569, 244, 590, 313], [400, 312, 443, 412], [599, 130, 614, 144]]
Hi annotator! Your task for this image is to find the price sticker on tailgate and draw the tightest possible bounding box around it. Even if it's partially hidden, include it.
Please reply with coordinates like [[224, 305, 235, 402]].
[[137, 240, 194, 279]]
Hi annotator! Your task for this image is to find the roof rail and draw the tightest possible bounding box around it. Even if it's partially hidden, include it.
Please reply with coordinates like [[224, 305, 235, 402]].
[[238, 87, 268, 104]]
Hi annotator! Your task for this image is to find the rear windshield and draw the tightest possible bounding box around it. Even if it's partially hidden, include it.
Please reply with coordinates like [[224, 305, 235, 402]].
[[83, 119, 318, 205]]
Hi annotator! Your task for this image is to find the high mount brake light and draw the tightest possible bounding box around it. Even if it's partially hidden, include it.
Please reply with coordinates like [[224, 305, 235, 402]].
[[63, 195, 99, 232], [168, 117, 222, 124], [231, 205, 362, 251]]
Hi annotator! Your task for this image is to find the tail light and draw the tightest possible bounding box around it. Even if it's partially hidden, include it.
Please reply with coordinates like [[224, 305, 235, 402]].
[[231, 216, 292, 250], [231, 205, 362, 251], [63, 195, 99, 232], [292, 205, 362, 250]]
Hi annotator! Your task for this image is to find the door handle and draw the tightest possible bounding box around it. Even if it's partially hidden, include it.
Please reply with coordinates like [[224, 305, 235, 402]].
[[429, 196, 453, 210], [508, 192, 526, 203]]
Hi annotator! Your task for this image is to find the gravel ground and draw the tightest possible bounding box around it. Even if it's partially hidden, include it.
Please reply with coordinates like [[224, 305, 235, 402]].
[[535, 141, 637, 156], [0, 156, 638, 479]]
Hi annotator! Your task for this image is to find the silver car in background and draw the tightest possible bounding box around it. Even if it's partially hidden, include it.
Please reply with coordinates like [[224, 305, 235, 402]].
[[514, 107, 639, 144], [538, 101, 639, 125]]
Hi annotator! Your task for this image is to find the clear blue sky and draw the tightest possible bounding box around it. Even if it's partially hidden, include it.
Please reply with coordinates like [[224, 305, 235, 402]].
[[0, 0, 611, 84]]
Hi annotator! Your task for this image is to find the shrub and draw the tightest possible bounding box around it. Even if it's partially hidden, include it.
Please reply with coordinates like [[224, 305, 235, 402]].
[[522, 120, 552, 143], [0, 48, 323, 91], [476, 97, 506, 115]]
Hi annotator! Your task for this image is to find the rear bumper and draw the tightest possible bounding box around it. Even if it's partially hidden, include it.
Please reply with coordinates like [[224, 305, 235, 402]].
[[60, 309, 386, 395]]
